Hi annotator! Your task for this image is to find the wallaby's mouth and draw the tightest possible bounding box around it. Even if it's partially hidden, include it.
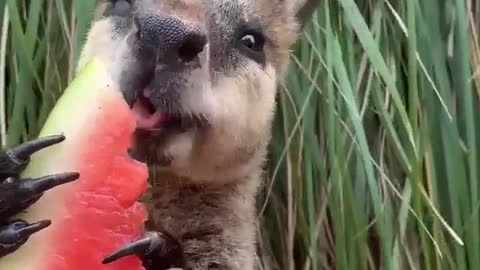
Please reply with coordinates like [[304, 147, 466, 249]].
[[127, 86, 205, 166], [131, 88, 204, 134], [119, 42, 209, 141], [132, 88, 170, 130]]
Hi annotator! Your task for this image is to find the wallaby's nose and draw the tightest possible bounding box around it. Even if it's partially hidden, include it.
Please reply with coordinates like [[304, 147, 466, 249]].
[[135, 11, 206, 63]]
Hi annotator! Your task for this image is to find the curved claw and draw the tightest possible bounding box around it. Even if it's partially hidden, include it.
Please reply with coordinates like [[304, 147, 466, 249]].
[[0, 172, 80, 220], [8, 135, 65, 161], [13, 220, 51, 237], [21, 172, 80, 195], [103, 231, 185, 269], [103, 232, 162, 264], [0, 220, 51, 258], [0, 135, 65, 180]]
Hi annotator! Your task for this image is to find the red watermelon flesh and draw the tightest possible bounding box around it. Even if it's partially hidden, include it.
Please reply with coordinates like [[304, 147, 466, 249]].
[[0, 59, 149, 270]]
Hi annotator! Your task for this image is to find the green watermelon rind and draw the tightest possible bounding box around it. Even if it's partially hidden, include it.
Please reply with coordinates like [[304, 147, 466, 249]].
[[39, 59, 115, 138], [21, 59, 119, 178]]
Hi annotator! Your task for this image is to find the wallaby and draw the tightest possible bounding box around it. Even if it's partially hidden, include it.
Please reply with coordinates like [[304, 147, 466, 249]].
[[0, 0, 322, 269]]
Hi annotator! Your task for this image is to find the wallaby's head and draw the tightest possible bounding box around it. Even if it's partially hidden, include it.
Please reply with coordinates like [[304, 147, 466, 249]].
[[80, 0, 321, 184]]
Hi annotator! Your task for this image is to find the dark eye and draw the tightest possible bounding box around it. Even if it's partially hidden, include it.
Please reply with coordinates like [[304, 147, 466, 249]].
[[237, 29, 266, 65], [240, 33, 264, 52], [105, 0, 132, 17], [113, 0, 131, 10]]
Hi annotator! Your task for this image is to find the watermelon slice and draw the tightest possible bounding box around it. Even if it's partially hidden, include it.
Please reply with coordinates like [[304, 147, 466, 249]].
[[0, 59, 149, 270]]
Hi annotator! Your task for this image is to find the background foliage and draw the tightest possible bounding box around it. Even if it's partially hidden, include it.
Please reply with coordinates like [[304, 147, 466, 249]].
[[1, 1, 479, 270]]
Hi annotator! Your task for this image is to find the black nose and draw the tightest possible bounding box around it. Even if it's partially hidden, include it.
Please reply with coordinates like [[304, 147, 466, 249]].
[[135, 12, 206, 63]]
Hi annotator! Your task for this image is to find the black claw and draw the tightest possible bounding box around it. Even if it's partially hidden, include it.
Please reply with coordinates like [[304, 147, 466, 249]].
[[103, 231, 185, 269], [24, 172, 80, 194], [0, 220, 51, 258], [11, 220, 51, 239], [0, 135, 65, 180], [103, 232, 162, 264], [0, 135, 70, 259], [0, 172, 80, 220], [9, 135, 65, 161]]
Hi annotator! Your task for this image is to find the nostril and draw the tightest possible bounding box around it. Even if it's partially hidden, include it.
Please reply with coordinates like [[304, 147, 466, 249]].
[[135, 10, 206, 63], [178, 34, 207, 63]]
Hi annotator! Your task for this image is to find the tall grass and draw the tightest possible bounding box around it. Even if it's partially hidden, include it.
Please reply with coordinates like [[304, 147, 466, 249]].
[[259, 0, 480, 269], [0, 0, 96, 147], [1, 1, 479, 270]]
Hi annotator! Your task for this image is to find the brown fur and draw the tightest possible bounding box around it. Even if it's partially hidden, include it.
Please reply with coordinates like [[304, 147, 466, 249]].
[[140, 170, 260, 269], [81, 1, 322, 269]]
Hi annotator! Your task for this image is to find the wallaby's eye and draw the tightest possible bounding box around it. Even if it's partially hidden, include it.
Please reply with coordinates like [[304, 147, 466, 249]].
[[105, 0, 132, 17], [113, 0, 131, 10], [238, 29, 266, 65], [240, 33, 264, 52]]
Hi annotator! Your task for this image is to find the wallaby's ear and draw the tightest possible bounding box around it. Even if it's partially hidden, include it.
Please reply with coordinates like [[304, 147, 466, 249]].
[[288, 0, 322, 28]]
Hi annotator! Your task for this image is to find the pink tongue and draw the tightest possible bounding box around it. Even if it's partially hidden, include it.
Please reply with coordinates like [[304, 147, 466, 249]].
[[132, 99, 167, 129]]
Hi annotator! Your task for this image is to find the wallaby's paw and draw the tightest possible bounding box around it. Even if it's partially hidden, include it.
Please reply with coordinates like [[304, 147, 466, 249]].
[[0, 136, 79, 259], [103, 231, 185, 270]]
